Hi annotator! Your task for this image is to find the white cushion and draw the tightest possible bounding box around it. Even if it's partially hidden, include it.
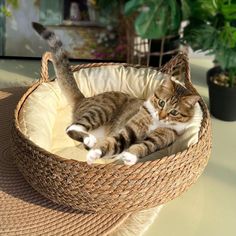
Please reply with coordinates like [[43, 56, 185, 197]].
[[18, 65, 203, 164]]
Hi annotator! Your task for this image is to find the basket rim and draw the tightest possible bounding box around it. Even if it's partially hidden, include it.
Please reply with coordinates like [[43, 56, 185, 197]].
[[13, 61, 211, 170]]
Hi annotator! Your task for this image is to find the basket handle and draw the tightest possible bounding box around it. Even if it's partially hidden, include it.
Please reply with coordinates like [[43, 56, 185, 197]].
[[39, 51, 191, 85], [159, 51, 191, 84], [40, 51, 53, 83]]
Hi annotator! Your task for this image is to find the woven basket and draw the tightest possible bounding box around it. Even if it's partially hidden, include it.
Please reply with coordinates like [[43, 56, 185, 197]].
[[12, 52, 211, 214]]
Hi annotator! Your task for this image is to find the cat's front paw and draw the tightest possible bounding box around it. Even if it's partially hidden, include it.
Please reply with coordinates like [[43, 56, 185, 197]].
[[119, 152, 138, 166], [84, 134, 97, 149], [86, 149, 102, 165]]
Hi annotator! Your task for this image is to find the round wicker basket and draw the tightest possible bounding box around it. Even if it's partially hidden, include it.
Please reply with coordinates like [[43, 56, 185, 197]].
[[12, 52, 211, 214]]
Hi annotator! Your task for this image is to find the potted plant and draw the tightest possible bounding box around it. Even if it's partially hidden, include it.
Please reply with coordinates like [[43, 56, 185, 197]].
[[183, 0, 236, 121], [124, 0, 183, 66], [97, 0, 189, 66]]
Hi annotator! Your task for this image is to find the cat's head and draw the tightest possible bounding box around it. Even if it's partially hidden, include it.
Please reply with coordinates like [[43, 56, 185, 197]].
[[149, 77, 200, 124]]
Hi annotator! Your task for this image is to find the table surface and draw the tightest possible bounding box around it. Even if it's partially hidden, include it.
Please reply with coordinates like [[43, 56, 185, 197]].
[[0, 56, 236, 236]]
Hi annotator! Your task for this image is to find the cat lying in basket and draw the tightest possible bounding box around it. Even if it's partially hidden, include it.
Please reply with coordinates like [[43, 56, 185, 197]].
[[33, 22, 200, 166]]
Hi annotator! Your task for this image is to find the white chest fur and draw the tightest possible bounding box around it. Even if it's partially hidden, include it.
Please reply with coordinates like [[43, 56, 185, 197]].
[[143, 100, 187, 135]]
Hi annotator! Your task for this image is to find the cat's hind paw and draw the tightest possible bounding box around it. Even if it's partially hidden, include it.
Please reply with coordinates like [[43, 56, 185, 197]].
[[87, 149, 102, 165], [84, 134, 97, 149], [119, 152, 138, 166]]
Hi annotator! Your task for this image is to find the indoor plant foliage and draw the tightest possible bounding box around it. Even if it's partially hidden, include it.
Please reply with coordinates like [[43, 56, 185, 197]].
[[124, 0, 184, 66], [97, 0, 186, 66], [124, 0, 182, 39], [183, 0, 236, 87], [183, 0, 236, 121]]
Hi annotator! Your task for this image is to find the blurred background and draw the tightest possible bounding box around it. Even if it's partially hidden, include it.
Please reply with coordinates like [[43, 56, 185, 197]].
[[1, 0, 236, 120], [0, 0, 127, 60]]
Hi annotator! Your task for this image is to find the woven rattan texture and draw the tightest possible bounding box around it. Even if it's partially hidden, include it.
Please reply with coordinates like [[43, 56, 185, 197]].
[[0, 88, 129, 236], [12, 52, 212, 213]]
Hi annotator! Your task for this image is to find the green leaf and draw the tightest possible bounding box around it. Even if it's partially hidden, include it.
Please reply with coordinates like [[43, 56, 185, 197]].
[[217, 24, 236, 48], [183, 21, 218, 52], [132, 0, 181, 39], [180, 0, 191, 20], [135, 2, 166, 38], [169, 0, 181, 32], [221, 4, 236, 20], [124, 0, 144, 15], [215, 47, 236, 70], [233, 31, 236, 41], [186, 0, 217, 21]]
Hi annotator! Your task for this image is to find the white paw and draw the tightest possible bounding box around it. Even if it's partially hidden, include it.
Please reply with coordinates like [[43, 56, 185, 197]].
[[87, 149, 102, 165], [120, 152, 138, 166], [66, 124, 86, 133], [84, 135, 97, 148]]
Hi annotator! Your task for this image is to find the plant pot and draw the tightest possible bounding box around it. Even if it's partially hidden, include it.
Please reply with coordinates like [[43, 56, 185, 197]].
[[207, 66, 236, 121], [149, 34, 180, 67]]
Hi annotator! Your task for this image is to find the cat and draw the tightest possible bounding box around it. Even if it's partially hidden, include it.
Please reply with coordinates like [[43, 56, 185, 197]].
[[32, 22, 200, 166]]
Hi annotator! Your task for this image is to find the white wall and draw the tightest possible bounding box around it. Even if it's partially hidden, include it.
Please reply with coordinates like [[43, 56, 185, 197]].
[[5, 0, 48, 57]]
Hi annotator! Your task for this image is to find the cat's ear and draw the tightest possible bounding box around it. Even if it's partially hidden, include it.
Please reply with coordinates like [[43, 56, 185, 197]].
[[160, 77, 174, 92], [181, 95, 200, 108]]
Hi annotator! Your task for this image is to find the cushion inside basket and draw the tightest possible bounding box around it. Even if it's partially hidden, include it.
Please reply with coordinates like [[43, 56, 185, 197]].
[[18, 65, 203, 164]]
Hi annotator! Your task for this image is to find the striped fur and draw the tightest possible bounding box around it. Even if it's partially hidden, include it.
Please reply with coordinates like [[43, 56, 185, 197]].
[[32, 22, 200, 165], [32, 22, 84, 105]]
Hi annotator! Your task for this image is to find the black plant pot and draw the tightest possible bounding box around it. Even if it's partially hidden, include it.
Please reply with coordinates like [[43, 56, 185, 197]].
[[207, 66, 236, 121]]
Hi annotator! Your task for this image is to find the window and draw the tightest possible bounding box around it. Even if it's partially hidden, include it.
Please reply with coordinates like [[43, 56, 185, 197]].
[[39, 0, 98, 26]]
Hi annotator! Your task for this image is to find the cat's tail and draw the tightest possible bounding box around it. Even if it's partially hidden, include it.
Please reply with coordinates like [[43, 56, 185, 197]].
[[32, 22, 84, 104]]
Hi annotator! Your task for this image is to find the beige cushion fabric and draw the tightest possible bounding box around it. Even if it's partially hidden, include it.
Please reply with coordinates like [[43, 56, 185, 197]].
[[18, 65, 203, 164]]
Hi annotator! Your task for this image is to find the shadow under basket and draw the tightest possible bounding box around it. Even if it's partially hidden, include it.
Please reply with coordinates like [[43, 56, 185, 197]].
[[12, 52, 212, 214]]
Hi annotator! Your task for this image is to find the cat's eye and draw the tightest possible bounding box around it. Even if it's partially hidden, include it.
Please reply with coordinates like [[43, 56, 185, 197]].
[[170, 109, 179, 116], [158, 99, 165, 108]]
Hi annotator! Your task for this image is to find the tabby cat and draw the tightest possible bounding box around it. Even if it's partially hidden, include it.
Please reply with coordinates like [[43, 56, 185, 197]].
[[32, 22, 200, 166]]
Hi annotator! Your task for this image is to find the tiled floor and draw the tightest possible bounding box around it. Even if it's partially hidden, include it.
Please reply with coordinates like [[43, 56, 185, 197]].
[[0, 57, 235, 236]]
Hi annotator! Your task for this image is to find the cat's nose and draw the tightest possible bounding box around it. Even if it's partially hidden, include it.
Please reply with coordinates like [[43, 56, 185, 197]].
[[159, 111, 167, 120]]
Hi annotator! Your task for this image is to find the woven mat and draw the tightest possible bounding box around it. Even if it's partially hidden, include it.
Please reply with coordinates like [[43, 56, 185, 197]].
[[0, 87, 131, 236]]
